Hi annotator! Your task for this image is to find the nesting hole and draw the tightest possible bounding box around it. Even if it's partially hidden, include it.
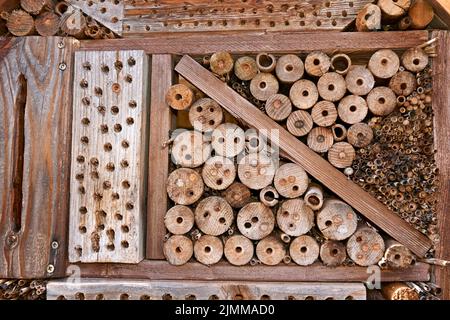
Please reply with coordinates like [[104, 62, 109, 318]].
[[259, 81, 267, 89], [204, 246, 211, 253], [258, 54, 273, 68], [350, 105, 357, 112], [235, 246, 242, 253], [325, 220, 332, 227], [104, 143, 112, 152], [378, 97, 386, 104], [300, 246, 307, 253]]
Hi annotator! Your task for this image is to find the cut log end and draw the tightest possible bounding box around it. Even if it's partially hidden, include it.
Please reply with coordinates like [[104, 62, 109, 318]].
[[347, 226, 385, 266], [304, 184, 324, 211], [275, 54, 304, 83], [304, 51, 331, 77], [237, 202, 275, 240], [234, 56, 258, 81], [165, 84, 194, 110], [167, 168, 204, 205], [327, 142, 356, 169], [6, 9, 35, 36], [289, 235, 319, 266], [164, 205, 195, 235], [164, 235, 194, 266], [347, 122, 374, 148], [287, 110, 313, 137], [256, 53, 276, 73], [194, 235, 223, 265], [338, 95, 368, 125], [320, 240, 347, 267], [222, 182, 251, 208], [317, 72, 347, 102], [35, 11, 60, 37], [189, 98, 223, 133], [274, 163, 309, 198], [256, 236, 286, 266], [307, 127, 334, 153], [277, 199, 314, 236], [194, 196, 234, 236], [210, 51, 234, 76], [356, 4, 382, 32], [224, 235, 254, 266], [317, 199, 358, 241], [250, 73, 279, 101], [311, 101, 338, 127], [265, 94, 292, 121]]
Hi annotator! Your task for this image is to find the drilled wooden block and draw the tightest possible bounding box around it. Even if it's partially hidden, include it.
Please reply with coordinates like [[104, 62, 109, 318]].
[[69, 50, 148, 263], [47, 279, 366, 300]]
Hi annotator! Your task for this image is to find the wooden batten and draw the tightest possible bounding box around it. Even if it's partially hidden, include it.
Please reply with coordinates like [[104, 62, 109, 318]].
[[175, 54, 432, 257]]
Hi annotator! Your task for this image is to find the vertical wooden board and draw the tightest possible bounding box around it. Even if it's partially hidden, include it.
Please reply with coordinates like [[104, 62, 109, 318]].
[[432, 30, 450, 300], [0, 37, 77, 279], [147, 54, 173, 259], [175, 55, 432, 257], [47, 279, 366, 300], [69, 50, 148, 263]]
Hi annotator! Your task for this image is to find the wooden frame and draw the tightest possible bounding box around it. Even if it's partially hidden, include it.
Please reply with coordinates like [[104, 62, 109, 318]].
[[70, 30, 449, 287]]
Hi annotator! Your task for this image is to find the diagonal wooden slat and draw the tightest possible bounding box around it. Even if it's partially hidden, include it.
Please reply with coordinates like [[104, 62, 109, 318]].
[[175, 54, 432, 257]]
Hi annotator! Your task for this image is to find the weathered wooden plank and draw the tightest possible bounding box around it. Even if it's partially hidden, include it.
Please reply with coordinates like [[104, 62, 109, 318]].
[[175, 55, 432, 257], [69, 50, 149, 263], [79, 30, 429, 54], [47, 278, 366, 300], [429, 0, 450, 28], [431, 30, 450, 300], [0, 37, 77, 279], [122, 0, 372, 35], [67, 0, 124, 35], [76, 260, 430, 282], [147, 54, 173, 259]]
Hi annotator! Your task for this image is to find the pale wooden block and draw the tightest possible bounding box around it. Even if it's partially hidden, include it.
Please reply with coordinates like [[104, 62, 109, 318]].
[[47, 279, 366, 300], [69, 50, 148, 263]]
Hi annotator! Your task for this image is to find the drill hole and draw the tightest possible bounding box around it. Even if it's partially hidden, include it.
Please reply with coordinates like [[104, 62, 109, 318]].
[[378, 97, 386, 104], [317, 135, 325, 143], [400, 83, 407, 90], [90, 157, 99, 166], [140, 295, 150, 300], [356, 79, 364, 86], [122, 225, 129, 233], [121, 160, 129, 168], [104, 143, 112, 152], [244, 222, 252, 228], [81, 118, 90, 125], [266, 247, 273, 254], [394, 254, 401, 260], [125, 74, 133, 83], [209, 295, 219, 300], [292, 185, 299, 192], [264, 191, 275, 201], [235, 246, 242, 253], [203, 211, 210, 218], [115, 213, 123, 220], [126, 202, 134, 210], [75, 292, 85, 300], [349, 105, 357, 112], [82, 97, 90, 106], [122, 140, 130, 148], [302, 90, 309, 97], [175, 93, 183, 101], [94, 87, 103, 96], [176, 217, 183, 224], [413, 58, 420, 65], [114, 124, 122, 132], [78, 186, 86, 194], [121, 241, 129, 248], [325, 220, 332, 227], [120, 293, 129, 300], [313, 59, 320, 66], [219, 217, 226, 224], [176, 247, 182, 253], [79, 226, 87, 233], [259, 81, 267, 89], [300, 246, 307, 253], [285, 64, 294, 72], [122, 180, 130, 189], [111, 106, 119, 115], [295, 120, 305, 128], [129, 100, 137, 108], [322, 110, 329, 117], [100, 124, 108, 133], [80, 79, 88, 88], [261, 295, 271, 300], [103, 181, 111, 189], [356, 236, 363, 242], [128, 57, 136, 66], [107, 244, 115, 251], [331, 249, 338, 256], [381, 58, 388, 65], [114, 61, 123, 71], [328, 84, 335, 91], [204, 246, 211, 253], [162, 294, 172, 300], [308, 195, 320, 206], [251, 216, 259, 223], [77, 155, 85, 163], [81, 136, 89, 144], [101, 65, 109, 73], [126, 117, 135, 125], [112, 193, 120, 200]]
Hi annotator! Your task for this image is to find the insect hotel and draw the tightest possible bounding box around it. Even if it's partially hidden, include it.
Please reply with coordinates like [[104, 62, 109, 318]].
[[0, 0, 449, 301]]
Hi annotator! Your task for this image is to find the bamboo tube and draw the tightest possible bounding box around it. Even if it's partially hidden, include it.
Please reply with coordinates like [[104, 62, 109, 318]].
[[164, 235, 194, 266], [189, 98, 223, 132], [85, 25, 102, 39], [256, 235, 286, 266], [166, 84, 194, 110], [304, 184, 324, 211], [381, 282, 419, 300], [273, 163, 309, 198], [234, 56, 258, 81], [277, 231, 291, 244], [260, 186, 279, 207], [304, 51, 331, 77], [276, 199, 314, 236], [237, 202, 275, 240], [311, 101, 338, 127], [337, 95, 368, 125], [35, 11, 59, 36], [320, 240, 347, 267], [307, 127, 334, 153], [347, 123, 374, 148], [164, 205, 195, 235], [211, 123, 245, 157], [289, 79, 319, 110], [54, 1, 69, 16], [167, 168, 204, 205], [250, 73, 279, 101], [389, 71, 417, 96], [383, 239, 416, 268], [378, 0, 411, 20], [289, 235, 319, 266], [21, 0, 54, 15], [5, 9, 35, 36], [408, 0, 434, 29], [286, 110, 314, 137], [401, 47, 429, 72], [317, 199, 358, 241], [222, 182, 251, 208], [367, 87, 397, 116], [347, 225, 385, 266], [330, 53, 352, 75], [60, 9, 86, 38], [210, 51, 234, 75], [238, 153, 276, 190], [327, 142, 356, 169], [171, 130, 211, 168], [398, 16, 412, 30], [368, 49, 400, 79], [317, 72, 347, 102], [224, 235, 254, 266], [256, 53, 276, 72], [265, 94, 292, 121], [275, 54, 304, 83], [194, 196, 234, 236], [202, 156, 236, 191], [331, 124, 347, 142], [345, 65, 375, 96], [356, 4, 381, 32], [194, 235, 223, 265]]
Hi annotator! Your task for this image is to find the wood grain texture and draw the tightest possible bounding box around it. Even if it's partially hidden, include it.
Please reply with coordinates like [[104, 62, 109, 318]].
[[68, 0, 123, 35], [75, 260, 431, 282], [69, 50, 148, 263], [79, 31, 429, 54], [429, 0, 450, 28], [175, 55, 432, 257], [0, 37, 77, 279], [147, 54, 173, 259], [47, 278, 366, 300], [122, 0, 373, 35], [432, 30, 450, 300]]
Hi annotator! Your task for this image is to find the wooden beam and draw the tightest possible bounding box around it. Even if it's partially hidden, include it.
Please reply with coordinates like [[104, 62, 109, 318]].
[[429, 0, 450, 28], [175, 55, 432, 257], [76, 260, 430, 282], [431, 30, 450, 300], [0, 37, 77, 278], [79, 31, 429, 54], [147, 54, 173, 259]]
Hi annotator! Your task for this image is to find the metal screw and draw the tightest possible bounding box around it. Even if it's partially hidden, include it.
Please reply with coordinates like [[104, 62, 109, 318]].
[[59, 62, 67, 71], [47, 264, 55, 274], [51, 241, 59, 249], [57, 41, 65, 49]]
